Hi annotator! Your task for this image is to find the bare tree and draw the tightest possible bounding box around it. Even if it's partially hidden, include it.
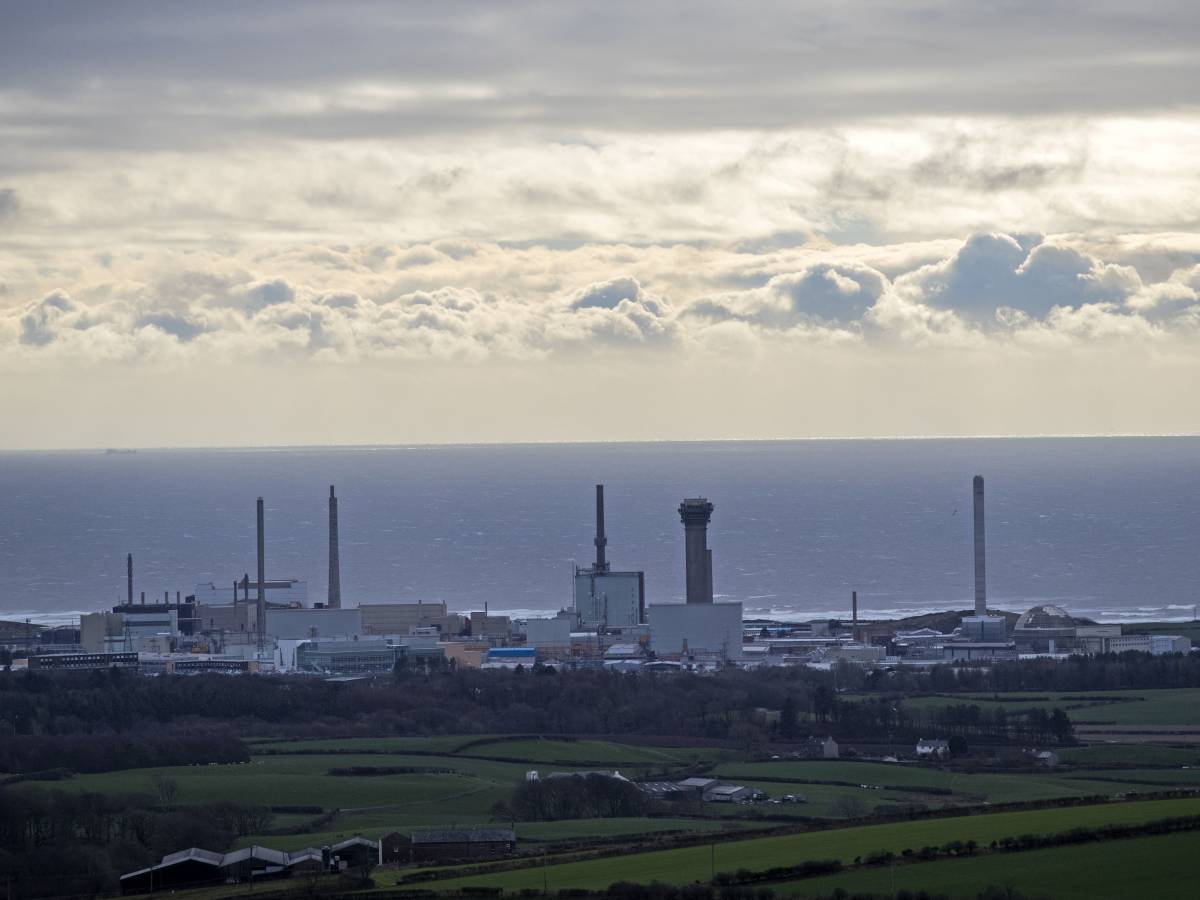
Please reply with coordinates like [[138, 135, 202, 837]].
[[151, 774, 180, 811]]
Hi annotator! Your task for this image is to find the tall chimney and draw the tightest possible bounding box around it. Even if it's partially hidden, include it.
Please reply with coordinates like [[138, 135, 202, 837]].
[[256, 497, 267, 640], [126, 554, 133, 605], [852, 590, 858, 627], [594, 484, 609, 572], [328, 485, 342, 609], [973, 475, 987, 616], [678, 498, 715, 603]]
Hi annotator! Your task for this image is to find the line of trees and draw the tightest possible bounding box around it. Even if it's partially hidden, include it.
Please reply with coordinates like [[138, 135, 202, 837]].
[[4, 654, 1176, 772], [0, 786, 273, 899], [0, 724, 248, 775], [494, 773, 648, 821]]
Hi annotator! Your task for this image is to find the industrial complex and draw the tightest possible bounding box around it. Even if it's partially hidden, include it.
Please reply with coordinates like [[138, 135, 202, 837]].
[[3, 476, 1191, 676]]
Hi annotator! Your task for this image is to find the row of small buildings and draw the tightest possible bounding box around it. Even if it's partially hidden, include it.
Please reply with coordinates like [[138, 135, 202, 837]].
[[120, 830, 518, 894]]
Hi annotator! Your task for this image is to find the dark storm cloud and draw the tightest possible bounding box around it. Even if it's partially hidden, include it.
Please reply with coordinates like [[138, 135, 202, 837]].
[[1, 1, 1198, 152]]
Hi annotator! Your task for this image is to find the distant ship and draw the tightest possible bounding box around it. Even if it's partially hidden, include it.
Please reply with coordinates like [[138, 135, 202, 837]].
[[104, 448, 138, 455]]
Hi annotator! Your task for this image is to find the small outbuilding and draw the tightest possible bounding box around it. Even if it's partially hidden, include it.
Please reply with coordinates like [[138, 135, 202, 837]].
[[1035, 750, 1060, 768], [703, 784, 755, 803], [639, 781, 699, 802], [915, 738, 950, 758]]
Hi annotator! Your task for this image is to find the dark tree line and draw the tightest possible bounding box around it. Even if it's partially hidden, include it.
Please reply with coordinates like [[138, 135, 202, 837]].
[[0, 786, 272, 899], [814, 695, 1075, 745], [0, 725, 248, 775], [4, 653, 1180, 773], [495, 773, 648, 821]]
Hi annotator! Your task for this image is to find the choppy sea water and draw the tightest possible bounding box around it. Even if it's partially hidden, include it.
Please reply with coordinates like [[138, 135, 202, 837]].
[[1, 437, 1197, 626]]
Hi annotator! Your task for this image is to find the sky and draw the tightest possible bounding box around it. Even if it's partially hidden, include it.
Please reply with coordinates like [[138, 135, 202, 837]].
[[2, 1, 1200, 449]]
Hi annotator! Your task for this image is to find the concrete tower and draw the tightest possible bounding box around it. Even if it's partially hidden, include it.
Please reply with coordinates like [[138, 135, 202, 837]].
[[328, 485, 342, 609], [594, 484, 609, 572], [678, 498, 715, 603], [256, 496, 267, 640], [126, 553, 133, 605], [973, 475, 986, 616]]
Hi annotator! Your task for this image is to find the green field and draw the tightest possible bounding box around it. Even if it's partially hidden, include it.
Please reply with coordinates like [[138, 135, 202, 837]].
[[1058, 744, 1200, 767], [419, 797, 1200, 892], [460, 738, 726, 766], [712, 759, 1174, 805], [234, 816, 752, 852], [896, 688, 1200, 726], [249, 736, 725, 767], [44, 753, 531, 811], [785, 830, 1200, 899], [250, 735, 485, 755]]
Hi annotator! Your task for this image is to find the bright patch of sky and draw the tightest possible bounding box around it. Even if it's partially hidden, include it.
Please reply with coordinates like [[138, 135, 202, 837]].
[[2, 1, 1199, 447]]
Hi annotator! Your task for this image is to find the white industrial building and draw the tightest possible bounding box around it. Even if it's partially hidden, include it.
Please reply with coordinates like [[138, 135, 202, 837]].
[[647, 602, 744, 661]]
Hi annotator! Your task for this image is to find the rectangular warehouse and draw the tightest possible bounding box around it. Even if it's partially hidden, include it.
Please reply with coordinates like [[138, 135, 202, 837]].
[[359, 602, 448, 635], [574, 570, 645, 629], [265, 607, 362, 640], [647, 602, 743, 660]]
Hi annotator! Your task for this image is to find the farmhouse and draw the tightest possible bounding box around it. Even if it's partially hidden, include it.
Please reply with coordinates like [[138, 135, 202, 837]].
[[916, 738, 950, 758], [798, 736, 840, 759]]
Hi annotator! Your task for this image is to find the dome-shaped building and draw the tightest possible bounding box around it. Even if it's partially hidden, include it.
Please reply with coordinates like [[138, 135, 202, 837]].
[[1014, 604, 1078, 652]]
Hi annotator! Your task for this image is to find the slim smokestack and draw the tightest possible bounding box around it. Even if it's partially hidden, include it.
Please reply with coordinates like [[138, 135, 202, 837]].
[[678, 498, 715, 603], [126, 554, 133, 605], [852, 590, 858, 627], [256, 497, 266, 639], [973, 475, 986, 616], [594, 484, 609, 572], [328, 485, 342, 609]]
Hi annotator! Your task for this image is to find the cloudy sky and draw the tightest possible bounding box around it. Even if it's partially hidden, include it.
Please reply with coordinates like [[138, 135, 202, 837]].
[[2, 1, 1199, 449]]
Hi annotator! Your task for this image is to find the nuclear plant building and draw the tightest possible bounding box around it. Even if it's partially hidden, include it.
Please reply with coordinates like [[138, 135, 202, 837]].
[[573, 485, 646, 630]]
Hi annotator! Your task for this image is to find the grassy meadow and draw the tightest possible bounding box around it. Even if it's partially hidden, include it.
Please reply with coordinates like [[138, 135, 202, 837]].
[[417, 796, 1200, 892]]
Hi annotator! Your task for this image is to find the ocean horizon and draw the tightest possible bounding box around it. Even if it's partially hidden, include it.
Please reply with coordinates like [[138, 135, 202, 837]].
[[2, 436, 1198, 627]]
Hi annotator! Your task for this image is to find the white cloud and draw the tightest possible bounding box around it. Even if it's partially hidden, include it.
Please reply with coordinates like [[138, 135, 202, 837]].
[[4, 233, 1198, 372]]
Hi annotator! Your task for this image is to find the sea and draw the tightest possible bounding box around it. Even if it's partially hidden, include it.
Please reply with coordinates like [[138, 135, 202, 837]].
[[1, 437, 1197, 627]]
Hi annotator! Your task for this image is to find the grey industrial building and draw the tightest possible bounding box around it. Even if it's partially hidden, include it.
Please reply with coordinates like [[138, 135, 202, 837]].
[[573, 485, 646, 630]]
